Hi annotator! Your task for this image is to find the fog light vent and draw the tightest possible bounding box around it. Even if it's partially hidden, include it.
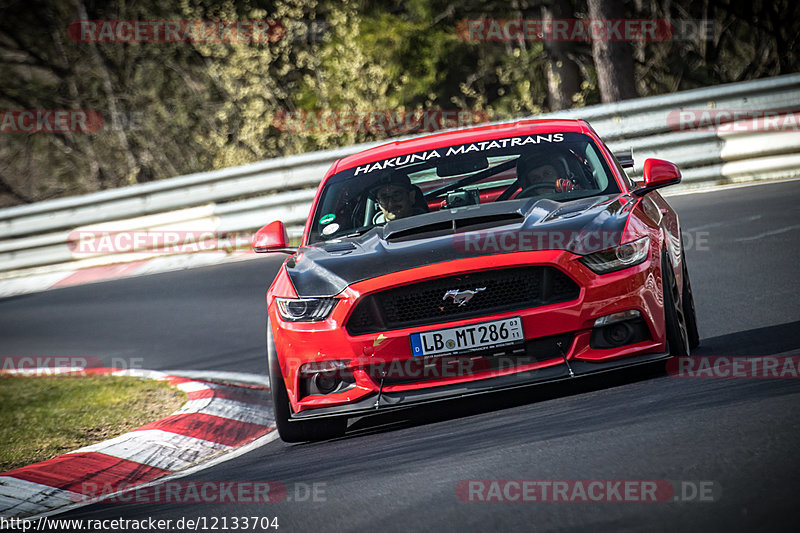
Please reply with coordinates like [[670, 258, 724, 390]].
[[590, 310, 651, 349], [313, 372, 341, 394], [298, 361, 356, 399]]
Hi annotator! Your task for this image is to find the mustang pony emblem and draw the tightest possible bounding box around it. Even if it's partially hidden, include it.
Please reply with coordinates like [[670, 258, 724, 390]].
[[443, 287, 486, 307]]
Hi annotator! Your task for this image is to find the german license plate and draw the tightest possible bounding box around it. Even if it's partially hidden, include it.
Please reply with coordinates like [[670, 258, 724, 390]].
[[409, 317, 524, 357]]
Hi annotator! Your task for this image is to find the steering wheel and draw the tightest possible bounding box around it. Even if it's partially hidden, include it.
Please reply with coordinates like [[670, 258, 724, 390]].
[[518, 183, 556, 197]]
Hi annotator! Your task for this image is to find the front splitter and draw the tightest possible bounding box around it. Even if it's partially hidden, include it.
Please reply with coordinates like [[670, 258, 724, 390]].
[[290, 351, 670, 421]]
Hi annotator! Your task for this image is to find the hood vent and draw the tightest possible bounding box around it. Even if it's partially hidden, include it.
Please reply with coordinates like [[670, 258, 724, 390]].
[[386, 212, 524, 242], [322, 242, 357, 253]]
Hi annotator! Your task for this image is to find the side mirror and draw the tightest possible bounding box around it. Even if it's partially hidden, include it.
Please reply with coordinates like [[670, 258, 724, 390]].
[[633, 158, 681, 196], [252, 221, 291, 253]]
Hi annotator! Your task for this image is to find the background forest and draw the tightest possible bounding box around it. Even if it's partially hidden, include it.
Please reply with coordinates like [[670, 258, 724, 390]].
[[0, 0, 797, 206]]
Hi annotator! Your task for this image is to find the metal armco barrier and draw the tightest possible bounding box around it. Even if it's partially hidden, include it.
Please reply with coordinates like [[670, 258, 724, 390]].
[[1, 74, 799, 276]]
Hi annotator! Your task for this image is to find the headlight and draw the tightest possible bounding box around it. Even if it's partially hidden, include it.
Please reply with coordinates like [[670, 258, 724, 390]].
[[579, 236, 650, 274], [275, 298, 337, 321]]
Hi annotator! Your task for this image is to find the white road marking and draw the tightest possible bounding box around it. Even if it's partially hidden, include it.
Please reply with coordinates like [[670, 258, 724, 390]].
[[110, 368, 170, 380], [173, 381, 212, 393], [663, 175, 800, 197], [734, 224, 800, 242], [685, 214, 762, 232]]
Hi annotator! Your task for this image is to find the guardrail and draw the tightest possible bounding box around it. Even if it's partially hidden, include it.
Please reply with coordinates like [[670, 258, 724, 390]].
[[1, 74, 799, 277]]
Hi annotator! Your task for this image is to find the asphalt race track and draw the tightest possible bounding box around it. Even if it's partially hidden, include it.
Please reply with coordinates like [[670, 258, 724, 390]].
[[2, 179, 799, 532]]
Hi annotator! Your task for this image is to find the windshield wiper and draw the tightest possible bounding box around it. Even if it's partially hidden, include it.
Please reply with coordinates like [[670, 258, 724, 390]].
[[343, 227, 372, 238]]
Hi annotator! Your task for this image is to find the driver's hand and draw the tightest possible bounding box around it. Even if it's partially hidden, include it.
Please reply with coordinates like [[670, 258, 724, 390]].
[[554, 178, 580, 193]]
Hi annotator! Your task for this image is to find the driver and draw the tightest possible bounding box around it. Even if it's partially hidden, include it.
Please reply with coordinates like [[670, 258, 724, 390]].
[[369, 172, 427, 223], [515, 148, 581, 195]]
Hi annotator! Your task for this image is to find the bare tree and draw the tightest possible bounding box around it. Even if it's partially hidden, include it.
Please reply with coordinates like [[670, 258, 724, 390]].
[[542, 0, 582, 110], [587, 0, 637, 102]]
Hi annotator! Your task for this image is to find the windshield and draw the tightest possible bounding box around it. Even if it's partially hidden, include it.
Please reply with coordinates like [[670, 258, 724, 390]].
[[308, 132, 619, 243]]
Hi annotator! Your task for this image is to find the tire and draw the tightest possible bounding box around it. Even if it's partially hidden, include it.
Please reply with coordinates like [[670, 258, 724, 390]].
[[681, 250, 701, 350], [662, 252, 690, 357], [267, 319, 347, 443]]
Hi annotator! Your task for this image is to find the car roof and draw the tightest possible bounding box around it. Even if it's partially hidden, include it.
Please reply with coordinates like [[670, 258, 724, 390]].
[[333, 118, 595, 174]]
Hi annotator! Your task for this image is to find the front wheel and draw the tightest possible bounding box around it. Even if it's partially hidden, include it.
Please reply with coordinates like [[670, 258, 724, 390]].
[[681, 250, 701, 350], [662, 253, 690, 357], [267, 319, 347, 443]]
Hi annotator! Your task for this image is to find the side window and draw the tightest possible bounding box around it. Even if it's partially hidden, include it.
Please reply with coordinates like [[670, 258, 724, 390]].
[[581, 143, 610, 190]]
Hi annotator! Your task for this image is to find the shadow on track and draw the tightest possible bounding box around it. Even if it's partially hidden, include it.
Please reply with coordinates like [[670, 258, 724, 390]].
[[327, 362, 669, 442], [691, 320, 800, 357], [290, 321, 800, 444]]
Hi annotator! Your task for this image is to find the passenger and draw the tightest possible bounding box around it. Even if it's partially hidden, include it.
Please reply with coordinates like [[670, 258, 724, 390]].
[[370, 173, 427, 223]]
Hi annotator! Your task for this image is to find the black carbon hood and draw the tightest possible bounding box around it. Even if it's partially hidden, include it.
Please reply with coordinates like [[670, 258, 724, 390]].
[[285, 194, 635, 297]]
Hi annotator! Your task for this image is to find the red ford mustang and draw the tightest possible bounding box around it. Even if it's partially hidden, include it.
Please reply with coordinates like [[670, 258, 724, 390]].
[[253, 119, 699, 442]]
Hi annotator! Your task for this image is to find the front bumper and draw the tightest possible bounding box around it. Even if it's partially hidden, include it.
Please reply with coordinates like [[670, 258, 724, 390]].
[[269, 248, 667, 417], [290, 350, 670, 420]]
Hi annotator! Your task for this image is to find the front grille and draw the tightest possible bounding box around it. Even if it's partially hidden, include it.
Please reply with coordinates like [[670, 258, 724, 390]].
[[347, 266, 580, 335], [366, 333, 574, 385]]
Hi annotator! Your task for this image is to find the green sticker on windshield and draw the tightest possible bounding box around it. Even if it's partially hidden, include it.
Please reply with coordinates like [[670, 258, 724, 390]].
[[320, 213, 336, 225]]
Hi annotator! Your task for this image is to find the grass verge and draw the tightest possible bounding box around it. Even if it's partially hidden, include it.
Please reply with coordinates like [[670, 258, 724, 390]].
[[0, 374, 186, 472]]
